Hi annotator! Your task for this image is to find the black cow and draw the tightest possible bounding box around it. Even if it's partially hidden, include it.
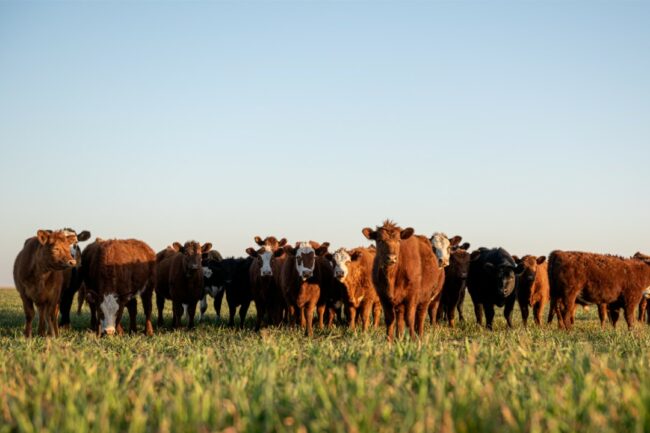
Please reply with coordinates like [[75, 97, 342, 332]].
[[200, 250, 225, 322], [437, 242, 471, 327], [467, 247, 520, 330], [58, 228, 91, 327], [209, 257, 253, 327]]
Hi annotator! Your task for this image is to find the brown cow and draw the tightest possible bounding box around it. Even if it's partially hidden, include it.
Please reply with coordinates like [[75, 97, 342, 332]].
[[328, 247, 381, 331], [362, 220, 443, 342], [156, 241, 212, 329], [13, 229, 79, 337], [246, 235, 288, 330], [280, 241, 331, 336], [81, 238, 156, 336], [549, 250, 650, 330], [513, 255, 548, 327]]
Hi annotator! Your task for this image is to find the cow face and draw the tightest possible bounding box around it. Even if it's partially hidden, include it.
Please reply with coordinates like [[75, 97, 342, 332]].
[[331, 248, 352, 280], [254, 236, 288, 251], [36, 229, 79, 270], [174, 241, 213, 272], [448, 248, 471, 280], [515, 255, 546, 304], [246, 245, 274, 277], [483, 262, 517, 300], [97, 292, 120, 335], [62, 228, 91, 268], [294, 242, 317, 280], [362, 220, 413, 267]]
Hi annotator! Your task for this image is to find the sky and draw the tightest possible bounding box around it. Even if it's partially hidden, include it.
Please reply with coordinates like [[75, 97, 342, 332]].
[[1, 1, 649, 286]]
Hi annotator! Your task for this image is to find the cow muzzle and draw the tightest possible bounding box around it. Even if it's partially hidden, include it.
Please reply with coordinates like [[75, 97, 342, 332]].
[[301, 271, 313, 279], [262, 270, 272, 277], [385, 255, 398, 265], [104, 327, 116, 336], [66, 259, 77, 268]]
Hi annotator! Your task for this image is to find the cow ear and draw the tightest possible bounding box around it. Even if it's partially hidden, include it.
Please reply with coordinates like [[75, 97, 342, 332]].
[[37, 230, 50, 245], [362, 228, 376, 240], [460, 242, 470, 250], [470, 250, 481, 261], [201, 243, 212, 253], [246, 247, 258, 257], [278, 238, 287, 247], [400, 228, 414, 240], [324, 253, 333, 261], [537, 256, 546, 265], [512, 255, 520, 263], [254, 236, 264, 246], [483, 262, 495, 272], [172, 242, 183, 252], [450, 236, 462, 247], [315, 245, 329, 256], [351, 251, 362, 261], [77, 231, 91, 242]]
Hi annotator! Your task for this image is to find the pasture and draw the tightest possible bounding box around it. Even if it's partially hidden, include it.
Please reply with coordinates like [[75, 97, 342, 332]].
[[1, 288, 650, 433]]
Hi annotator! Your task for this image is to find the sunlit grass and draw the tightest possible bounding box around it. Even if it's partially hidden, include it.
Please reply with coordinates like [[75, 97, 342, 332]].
[[1, 288, 650, 433]]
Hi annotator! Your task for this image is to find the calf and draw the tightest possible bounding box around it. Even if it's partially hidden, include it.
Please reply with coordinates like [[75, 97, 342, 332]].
[[329, 247, 381, 331], [280, 241, 331, 336], [513, 255, 548, 327], [549, 250, 650, 330], [57, 228, 91, 327], [436, 241, 471, 327], [81, 238, 156, 336], [199, 249, 224, 322], [156, 241, 212, 329], [362, 220, 443, 342], [13, 229, 79, 337], [467, 247, 519, 330], [430, 233, 462, 268]]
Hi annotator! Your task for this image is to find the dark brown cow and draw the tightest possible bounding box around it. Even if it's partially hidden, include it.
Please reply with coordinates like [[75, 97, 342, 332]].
[[280, 241, 331, 336], [13, 230, 79, 337], [81, 238, 156, 336], [514, 255, 548, 327], [436, 241, 471, 327], [549, 250, 650, 330], [328, 247, 381, 331], [58, 228, 91, 327], [362, 220, 443, 342], [246, 235, 287, 330], [156, 241, 212, 329]]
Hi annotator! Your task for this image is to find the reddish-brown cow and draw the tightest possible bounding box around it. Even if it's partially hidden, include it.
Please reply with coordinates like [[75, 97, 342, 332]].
[[328, 247, 381, 331], [362, 220, 443, 342], [156, 241, 212, 329], [549, 250, 650, 330], [13, 229, 79, 337], [81, 238, 156, 336], [514, 255, 548, 327]]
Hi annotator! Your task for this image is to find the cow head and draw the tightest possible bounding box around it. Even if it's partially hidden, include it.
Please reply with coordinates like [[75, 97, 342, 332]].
[[246, 245, 275, 277], [513, 255, 546, 305], [254, 236, 288, 251], [62, 228, 91, 268], [362, 220, 413, 267], [448, 243, 471, 280], [287, 241, 329, 280], [430, 233, 462, 268], [479, 253, 518, 301], [173, 241, 213, 272], [36, 229, 80, 270]]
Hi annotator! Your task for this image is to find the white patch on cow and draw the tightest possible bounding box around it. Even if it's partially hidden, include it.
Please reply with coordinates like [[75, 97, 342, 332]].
[[431, 232, 451, 268], [295, 242, 316, 280], [202, 267, 213, 279], [259, 246, 274, 276], [333, 248, 351, 280], [356, 295, 364, 304], [182, 304, 188, 318], [100, 293, 119, 334]]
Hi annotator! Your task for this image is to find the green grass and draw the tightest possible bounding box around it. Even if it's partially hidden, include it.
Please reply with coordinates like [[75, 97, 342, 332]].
[[2, 288, 650, 433]]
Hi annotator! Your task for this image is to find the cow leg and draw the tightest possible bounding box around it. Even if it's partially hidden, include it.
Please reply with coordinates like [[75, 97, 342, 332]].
[[638, 299, 646, 322], [187, 301, 197, 330], [316, 304, 326, 329], [373, 303, 382, 328], [141, 292, 154, 336], [199, 295, 208, 323], [518, 298, 529, 327], [484, 304, 496, 330], [596, 304, 608, 329], [227, 301, 237, 327], [304, 303, 316, 337], [624, 299, 637, 330], [20, 294, 35, 338], [609, 307, 620, 328], [361, 304, 372, 332], [396, 305, 406, 340], [326, 307, 335, 328], [172, 302, 183, 328], [346, 305, 357, 331], [50, 303, 60, 337], [504, 296, 516, 329], [457, 289, 466, 322], [36, 304, 47, 337], [473, 303, 484, 326], [59, 288, 74, 328], [156, 292, 165, 328], [214, 289, 225, 319], [561, 297, 576, 330], [427, 301, 435, 325], [239, 301, 250, 329], [547, 297, 557, 325], [415, 304, 427, 338], [381, 301, 396, 343], [89, 301, 98, 332], [114, 306, 126, 336], [254, 299, 266, 331], [428, 297, 441, 328], [446, 300, 457, 328], [126, 299, 137, 333], [533, 300, 543, 326]]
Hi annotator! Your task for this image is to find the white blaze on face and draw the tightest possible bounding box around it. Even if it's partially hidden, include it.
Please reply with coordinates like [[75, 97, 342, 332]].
[[202, 266, 213, 279], [295, 242, 316, 280], [259, 246, 274, 276], [333, 249, 351, 280], [100, 293, 119, 334], [431, 232, 451, 267]]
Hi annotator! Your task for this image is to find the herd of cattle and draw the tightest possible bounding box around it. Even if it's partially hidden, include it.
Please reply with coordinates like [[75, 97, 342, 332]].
[[11, 220, 650, 341]]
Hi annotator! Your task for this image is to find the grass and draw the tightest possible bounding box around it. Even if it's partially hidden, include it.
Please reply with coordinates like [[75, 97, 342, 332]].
[[1, 287, 650, 433]]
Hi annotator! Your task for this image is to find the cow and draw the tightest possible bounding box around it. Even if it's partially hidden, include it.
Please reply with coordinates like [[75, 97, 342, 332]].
[[549, 250, 650, 330], [199, 249, 224, 322], [280, 241, 331, 336], [156, 241, 212, 329], [513, 255, 548, 327], [430, 233, 462, 268], [328, 247, 381, 331], [246, 235, 288, 330], [13, 229, 79, 337], [467, 247, 519, 330], [80, 238, 156, 336], [57, 228, 91, 328], [436, 241, 471, 327], [362, 220, 442, 342]]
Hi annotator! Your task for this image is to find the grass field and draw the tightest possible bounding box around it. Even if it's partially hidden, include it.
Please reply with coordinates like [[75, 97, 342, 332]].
[[2, 288, 650, 433]]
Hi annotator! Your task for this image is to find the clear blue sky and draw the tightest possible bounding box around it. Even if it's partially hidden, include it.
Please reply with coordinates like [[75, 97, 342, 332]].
[[1, 1, 649, 286]]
